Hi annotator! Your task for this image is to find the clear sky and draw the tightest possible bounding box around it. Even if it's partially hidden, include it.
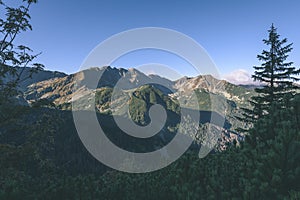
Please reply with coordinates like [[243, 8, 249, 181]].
[[12, 0, 300, 83]]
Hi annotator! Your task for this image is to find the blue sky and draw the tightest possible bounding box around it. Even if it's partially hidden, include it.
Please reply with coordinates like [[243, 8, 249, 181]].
[[12, 0, 300, 82]]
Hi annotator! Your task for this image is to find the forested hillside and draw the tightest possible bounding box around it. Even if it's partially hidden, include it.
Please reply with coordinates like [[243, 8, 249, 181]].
[[0, 1, 300, 199]]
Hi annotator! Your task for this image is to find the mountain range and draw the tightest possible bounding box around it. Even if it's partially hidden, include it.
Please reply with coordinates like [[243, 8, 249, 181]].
[[0, 65, 264, 181], [3, 66, 259, 150], [22, 66, 256, 109]]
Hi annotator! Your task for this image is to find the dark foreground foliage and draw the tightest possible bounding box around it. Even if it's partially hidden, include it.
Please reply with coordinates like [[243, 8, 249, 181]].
[[0, 95, 299, 199]]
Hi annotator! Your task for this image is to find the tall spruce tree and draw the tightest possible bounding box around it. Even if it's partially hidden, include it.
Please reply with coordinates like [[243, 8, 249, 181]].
[[252, 24, 300, 117], [240, 24, 300, 125], [239, 25, 300, 199]]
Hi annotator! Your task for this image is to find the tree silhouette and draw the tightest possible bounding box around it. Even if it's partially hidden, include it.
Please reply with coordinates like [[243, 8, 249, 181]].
[[252, 24, 299, 117], [240, 24, 300, 127], [0, 0, 43, 123]]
